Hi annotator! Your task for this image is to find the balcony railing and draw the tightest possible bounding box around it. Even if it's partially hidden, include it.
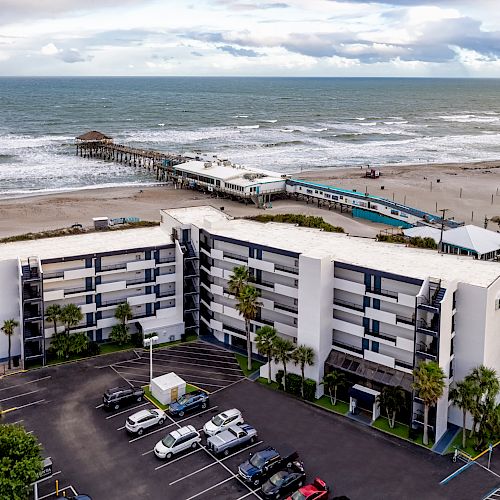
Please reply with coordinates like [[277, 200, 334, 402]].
[[157, 290, 176, 298], [65, 286, 93, 295], [99, 298, 125, 308], [396, 314, 415, 326], [223, 323, 246, 336], [43, 271, 64, 279], [126, 278, 150, 286], [416, 320, 439, 335], [157, 257, 175, 264], [255, 280, 274, 289], [99, 263, 127, 272], [275, 263, 299, 275], [254, 317, 274, 327], [224, 252, 248, 263], [332, 339, 363, 355], [364, 328, 396, 344], [333, 298, 364, 312], [274, 302, 298, 314], [395, 359, 413, 371], [366, 287, 398, 299]]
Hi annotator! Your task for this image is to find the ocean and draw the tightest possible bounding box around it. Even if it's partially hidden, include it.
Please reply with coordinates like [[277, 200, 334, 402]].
[[0, 77, 499, 198]]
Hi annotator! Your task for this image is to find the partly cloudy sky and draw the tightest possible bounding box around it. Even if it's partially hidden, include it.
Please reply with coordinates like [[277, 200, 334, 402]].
[[0, 0, 499, 76]]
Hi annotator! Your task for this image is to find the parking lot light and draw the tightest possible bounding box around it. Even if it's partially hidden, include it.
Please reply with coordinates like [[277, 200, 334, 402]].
[[144, 334, 159, 390]]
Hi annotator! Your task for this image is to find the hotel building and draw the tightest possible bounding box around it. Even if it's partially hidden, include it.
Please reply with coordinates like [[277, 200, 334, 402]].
[[1, 206, 500, 444]]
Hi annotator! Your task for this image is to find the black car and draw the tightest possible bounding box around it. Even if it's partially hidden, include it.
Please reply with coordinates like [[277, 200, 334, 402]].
[[238, 446, 299, 486], [261, 461, 306, 499], [103, 386, 144, 410], [168, 390, 209, 417]]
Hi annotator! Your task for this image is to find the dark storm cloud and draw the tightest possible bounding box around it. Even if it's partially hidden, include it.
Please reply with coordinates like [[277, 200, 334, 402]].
[[218, 45, 260, 57]]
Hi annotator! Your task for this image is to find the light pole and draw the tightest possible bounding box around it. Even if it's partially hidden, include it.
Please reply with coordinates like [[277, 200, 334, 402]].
[[144, 334, 159, 389]]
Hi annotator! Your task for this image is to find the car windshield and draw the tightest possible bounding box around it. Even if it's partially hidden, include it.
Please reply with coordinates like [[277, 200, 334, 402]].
[[291, 491, 306, 500], [249, 453, 267, 468], [161, 434, 176, 448], [270, 471, 287, 486], [211, 415, 224, 426], [177, 395, 189, 405]]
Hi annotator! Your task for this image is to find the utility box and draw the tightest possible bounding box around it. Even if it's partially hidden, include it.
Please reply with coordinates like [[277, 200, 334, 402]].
[[151, 372, 186, 405], [93, 217, 109, 230]]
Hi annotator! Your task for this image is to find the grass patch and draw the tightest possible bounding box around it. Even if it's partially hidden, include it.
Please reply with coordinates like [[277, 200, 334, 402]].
[[246, 214, 344, 233], [100, 342, 135, 355], [235, 354, 264, 377], [314, 395, 349, 415], [152, 334, 198, 350], [372, 417, 433, 448], [257, 377, 280, 391], [445, 430, 476, 458], [143, 384, 199, 411]]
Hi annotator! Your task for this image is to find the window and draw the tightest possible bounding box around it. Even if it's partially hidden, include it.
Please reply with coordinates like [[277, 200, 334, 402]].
[[372, 341, 379, 353], [362, 338, 369, 350]]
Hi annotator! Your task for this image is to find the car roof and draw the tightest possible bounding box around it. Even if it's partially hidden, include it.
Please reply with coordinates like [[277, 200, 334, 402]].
[[170, 425, 196, 439], [220, 408, 241, 418], [187, 390, 207, 397], [105, 386, 129, 394], [130, 409, 154, 421], [255, 447, 279, 459]]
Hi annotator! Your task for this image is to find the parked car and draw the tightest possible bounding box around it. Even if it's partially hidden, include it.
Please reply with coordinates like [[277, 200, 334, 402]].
[[102, 386, 144, 411], [154, 425, 201, 459], [125, 408, 166, 435], [261, 461, 306, 499], [203, 408, 244, 436], [286, 478, 329, 500], [169, 390, 209, 417], [238, 446, 299, 486], [206, 422, 257, 456]]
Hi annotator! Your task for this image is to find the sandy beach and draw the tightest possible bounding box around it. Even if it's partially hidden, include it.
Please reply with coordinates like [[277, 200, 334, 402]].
[[1, 159, 500, 239]]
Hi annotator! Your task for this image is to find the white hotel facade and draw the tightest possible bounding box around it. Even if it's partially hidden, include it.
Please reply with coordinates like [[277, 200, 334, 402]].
[[1, 206, 500, 443]]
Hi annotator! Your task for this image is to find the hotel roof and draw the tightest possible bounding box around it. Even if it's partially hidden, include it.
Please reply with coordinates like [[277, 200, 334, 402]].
[[0, 227, 172, 262], [165, 206, 500, 287]]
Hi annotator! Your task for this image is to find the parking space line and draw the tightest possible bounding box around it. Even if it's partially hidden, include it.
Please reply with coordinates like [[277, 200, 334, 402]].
[[235, 488, 262, 500], [152, 348, 239, 363], [154, 447, 203, 470], [0, 376, 51, 392], [147, 350, 242, 368], [210, 378, 247, 394], [0, 389, 40, 404], [134, 406, 219, 445], [171, 342, 238, 356], [38, 485, 77, 500], [104, 402, 151, 419], [110, 365, 133, 387], [11, 419, 24, 425], [32, 470, 61, 486], [15, 399, 46, 410], [132, 356, 243, 373], [183, 475, 236, 500], [95, 403, 104, 409], [169, 440, 264, 485]]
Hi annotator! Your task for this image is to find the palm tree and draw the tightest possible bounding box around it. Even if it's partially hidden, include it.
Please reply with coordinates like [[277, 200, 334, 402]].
[[449, 379, 475, 448], [273, 337, 295, 391], [255, 326, 277, 384], [45, 304, 61, 335], [377, 386, 406, 429], [235, 284, 262, 372], [228, 265, 250, 298], [115, 302, 133, 327], [413, 361, 446, 446], [1, 319, 19, 369], [60, 304, 83, 334], [321, 370, 346, 406], [293, 345, 315, 398]]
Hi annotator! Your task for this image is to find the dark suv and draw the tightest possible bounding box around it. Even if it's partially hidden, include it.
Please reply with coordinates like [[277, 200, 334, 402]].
[[168, 390, 209, 417], [103, 386, 145, 410], [238, 446, 299, 486]]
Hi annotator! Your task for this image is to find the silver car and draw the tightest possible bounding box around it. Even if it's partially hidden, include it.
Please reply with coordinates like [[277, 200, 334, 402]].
[[125, 408, 166, 435]]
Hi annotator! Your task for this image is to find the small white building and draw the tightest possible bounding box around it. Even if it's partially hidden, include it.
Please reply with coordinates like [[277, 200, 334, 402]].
[[151, 372, 186, 405]]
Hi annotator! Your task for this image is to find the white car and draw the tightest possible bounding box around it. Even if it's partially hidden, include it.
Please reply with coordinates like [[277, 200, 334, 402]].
[[125, 409, 166, 435], [203, 408, 244, 436], [154, 425, 201, 459]]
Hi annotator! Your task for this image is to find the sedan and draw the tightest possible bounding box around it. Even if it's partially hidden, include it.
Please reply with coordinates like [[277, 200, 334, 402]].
[[125, 409, 166, 435], [203, 408, 243, 436], [287, 478, 329, 500], [261, 461, 306, 499]]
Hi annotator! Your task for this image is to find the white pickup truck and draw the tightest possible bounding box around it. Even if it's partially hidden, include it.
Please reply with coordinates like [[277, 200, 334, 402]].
[[206, 423, 257, 456]]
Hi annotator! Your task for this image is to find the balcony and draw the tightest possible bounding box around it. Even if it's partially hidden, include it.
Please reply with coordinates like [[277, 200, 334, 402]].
[[333, 298, 364, 313], [157, 257, 175, 264], [366, 287, 398, 299], [395, 359, 413, 371], [274, 302, 298, 314], [364, 328, 396, 344], [254, 279, 275, 290], [43, 270, 64, 279], [99, 263, 127, 272], [98, 298, 126, 308], [157, 290, 176, 298], [126, 278, 150, 287], [254, 317, 274, 327], [416, 320, 439, 337], [332, 339, 363, 355], [415, 342, 438, 361], [396, 314, 415, 326], [223, 251, 248, 263], [65, 286, 94, 296], [223, 323, 246, 336], [274, 263, 299, 275], [23, 307, 42, 320]]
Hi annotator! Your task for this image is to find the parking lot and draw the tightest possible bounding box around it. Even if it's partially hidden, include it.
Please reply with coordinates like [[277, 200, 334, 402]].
[[1, 340, 499, 500]]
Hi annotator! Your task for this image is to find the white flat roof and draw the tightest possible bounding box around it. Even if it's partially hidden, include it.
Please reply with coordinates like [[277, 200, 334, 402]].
[[165, 206, 500, 287], [152, 372, 185, 390], [175, 160, 284, 186], [0, 227, 172, 262]]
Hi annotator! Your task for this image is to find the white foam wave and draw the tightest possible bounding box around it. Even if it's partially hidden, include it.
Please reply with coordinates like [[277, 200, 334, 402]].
[[158, 123, 165, 127], [437, 114, 500, 124], [260, 119, 278, 123], [233, 115, 249, 118], [237, 125, 260, 129]]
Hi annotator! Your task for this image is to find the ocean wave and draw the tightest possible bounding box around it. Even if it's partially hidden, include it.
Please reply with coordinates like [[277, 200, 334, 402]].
[[260, 119, 278, 123], [437, 114, 500, 123], [233, 115, 249, 118], [237, 125, 260, 129]]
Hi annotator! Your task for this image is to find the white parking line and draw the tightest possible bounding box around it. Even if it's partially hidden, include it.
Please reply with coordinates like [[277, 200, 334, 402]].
[[95, 403, 104, 409], [131, 406, 218, 443], [117, 425, 126, 431], [110, 364, 134, 387], [154, 447, 204, 470], [152, 347, 239, 362], [0, 376, 51, 392], [210, 378, 247, 394], [15, 399, 46, 410], [169, 440, 264, 485], [133, 356, 243, 373], [38, 485, 77, 500], [235, 488, 262, 500], [146, 350, 241, 368], [32, 470, 61, 486], [183, 475, 236, 500], [0, 389, 40, 404], [11, 419, 24, 425], [105, 402, 150, 419]]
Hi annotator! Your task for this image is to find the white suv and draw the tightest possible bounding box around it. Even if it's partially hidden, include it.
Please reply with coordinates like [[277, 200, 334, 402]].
[[125, 409, 166, 435], [203, 408, 244, 436], [154, 425, 201, 459]]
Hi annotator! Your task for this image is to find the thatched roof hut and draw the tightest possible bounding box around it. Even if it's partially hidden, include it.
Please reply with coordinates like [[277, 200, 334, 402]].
[[76, 131, 113, 143]]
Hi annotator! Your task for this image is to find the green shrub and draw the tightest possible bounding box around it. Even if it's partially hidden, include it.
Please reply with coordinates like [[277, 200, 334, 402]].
[[303, 379, 317, 401], [131, 332, 144, 347], [246, 214, 344, 233], [86, 341, 101, 356], [275, 369, 284, 390], [377, 233, 406, 243], [285, 373, 302, 397], [408, 236, 438, 249]]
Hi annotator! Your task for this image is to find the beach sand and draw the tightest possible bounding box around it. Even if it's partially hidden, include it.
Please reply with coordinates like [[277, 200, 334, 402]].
[[1, 159, 500, 239]]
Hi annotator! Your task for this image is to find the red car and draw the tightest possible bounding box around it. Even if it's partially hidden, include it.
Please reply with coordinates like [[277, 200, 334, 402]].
[[286, 477, 329, 500]]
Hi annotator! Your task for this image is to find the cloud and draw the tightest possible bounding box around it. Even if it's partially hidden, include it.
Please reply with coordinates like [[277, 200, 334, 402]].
[[40, 42, 91, 63], [213, 1, 289, 10], [217, 45, 261, 57]]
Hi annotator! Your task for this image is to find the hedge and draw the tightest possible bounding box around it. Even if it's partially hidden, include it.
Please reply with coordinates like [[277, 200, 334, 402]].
[[246, 214, 344, 233], [274, 370, 317, 401]]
